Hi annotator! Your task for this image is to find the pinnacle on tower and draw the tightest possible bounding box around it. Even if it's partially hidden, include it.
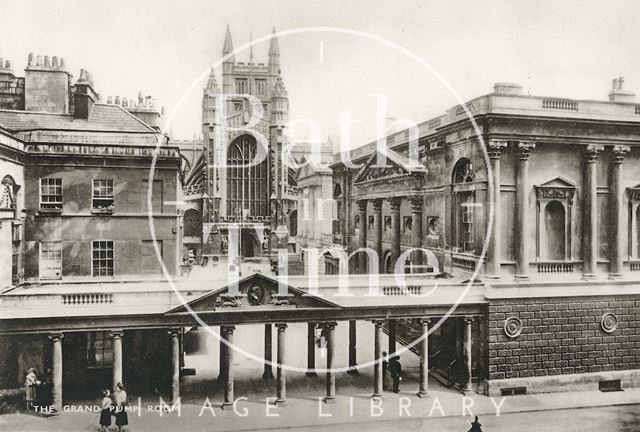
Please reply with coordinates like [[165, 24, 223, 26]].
[[269, 26, 280, 56], [205, 68, 219, 92], [222, 25, 234, 62]]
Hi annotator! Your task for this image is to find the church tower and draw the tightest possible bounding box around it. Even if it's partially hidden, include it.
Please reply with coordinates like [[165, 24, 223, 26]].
[[198, 26, 296, 258]]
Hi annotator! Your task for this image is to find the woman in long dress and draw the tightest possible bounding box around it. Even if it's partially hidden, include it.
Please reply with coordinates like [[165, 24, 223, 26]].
[[113, 383, 128, 432], [24, 368, 37, 410], [99, 390, 112, 432]]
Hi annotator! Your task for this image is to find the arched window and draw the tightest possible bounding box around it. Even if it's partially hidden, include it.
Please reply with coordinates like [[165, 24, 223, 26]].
[[333, 184, 342, 235], [226, 135, 268, 218], [383, 251, 393, 274], [636, 206, 640, 257], [452, 158, 475, 184], [544, 201, 566, 260], [288, 209, 298, 237], [451, 158, 475, 253], [0, 175, 17, 209], [183, 208, 202, 238]]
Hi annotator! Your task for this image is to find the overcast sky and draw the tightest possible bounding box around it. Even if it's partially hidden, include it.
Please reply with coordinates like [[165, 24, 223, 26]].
[[2, 0, 640, 147]]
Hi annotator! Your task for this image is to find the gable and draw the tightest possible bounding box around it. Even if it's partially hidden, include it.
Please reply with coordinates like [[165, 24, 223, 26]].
[[165, 273, 340, 314], [354, 148, 425, 184], [537, 176, 576, 189]]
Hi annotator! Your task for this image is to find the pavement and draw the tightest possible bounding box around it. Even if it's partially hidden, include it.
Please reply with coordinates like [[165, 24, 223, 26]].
[[2, 321, 640, 431]]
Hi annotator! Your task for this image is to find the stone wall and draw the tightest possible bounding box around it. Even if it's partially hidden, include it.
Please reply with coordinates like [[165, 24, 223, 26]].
[[488, 295, 640, 383]]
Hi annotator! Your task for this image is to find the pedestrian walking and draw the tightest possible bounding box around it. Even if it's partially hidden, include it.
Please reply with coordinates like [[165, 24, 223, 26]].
[[381, 351, 388, 390], [468, 415, 483, 432], [113, 382, 128, 432], [389, 356, 402, 393], [99, 389, 112, 432]]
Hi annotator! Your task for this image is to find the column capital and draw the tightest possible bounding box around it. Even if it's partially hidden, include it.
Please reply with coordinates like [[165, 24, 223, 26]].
[[417, 318, 431, 326], [516, 141, 536, 159], [613, 145, 631, 163], [464, 316, 475, 324], [372, 319, 385, 326], [109, 329, 125, 339], [221, 325, 236, 334], [409, 195, 424, 212], [357, 199, 367, 212], [275, 323, 288, 330], [388, 197, 401, 212], [322, 321, 338, 331], [48, 332, 64, 341], [372, 198, 383, 212], [585, 144, 605, 162], [167, 328, 181, 337], [487, 139, 508, 159]]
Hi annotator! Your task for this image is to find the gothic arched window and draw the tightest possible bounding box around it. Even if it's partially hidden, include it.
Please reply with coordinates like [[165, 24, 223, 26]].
[[226, 135, 268, 219]]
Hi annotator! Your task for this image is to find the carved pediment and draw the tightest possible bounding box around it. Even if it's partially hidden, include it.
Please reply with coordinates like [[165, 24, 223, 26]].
[[165, 273, 340, 314], [354, 149, 426, 184], [535, 176, 576, 201]]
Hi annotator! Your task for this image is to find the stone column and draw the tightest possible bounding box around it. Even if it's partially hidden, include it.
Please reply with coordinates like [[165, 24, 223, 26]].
[[410, 196, 424, 268], [463, 317, 473, 392], [324, 322, 337, 402], [515, 142, 535, 279], [610, 145, 630, 279], [583, 144, 604, 279], [49, 333, 63, 412], [276, 323, 287, 404], [218, 328, 227, 383], [487, 140, 507, 278], [221, 326, 235, 407], [389, 197, 402, 271], [417, 319, 430, 397], [263, 324, 274, 380], [373, 198, 383, 271], [168, 329, 181, 403], [388, 319, 397, 356], [357, 200, 368, 273], [306, 322, 317, 377], [347, 320, 358, 375], [110, 330, 124, 390], [372, 320, 384, 398]]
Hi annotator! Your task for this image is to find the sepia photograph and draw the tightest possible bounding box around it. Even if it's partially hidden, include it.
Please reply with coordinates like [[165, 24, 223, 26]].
[[1, 1, 640, 431]]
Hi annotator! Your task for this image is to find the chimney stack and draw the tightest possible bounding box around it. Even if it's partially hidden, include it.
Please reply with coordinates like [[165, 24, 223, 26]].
[[73, 68, 97, 119], [608, 76, 635, 103]]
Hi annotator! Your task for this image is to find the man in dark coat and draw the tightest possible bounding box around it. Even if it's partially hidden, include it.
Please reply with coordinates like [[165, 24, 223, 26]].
[[388, 356, 401, 393]]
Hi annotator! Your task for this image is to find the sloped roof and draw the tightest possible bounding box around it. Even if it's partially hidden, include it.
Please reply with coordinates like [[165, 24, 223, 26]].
[[0, 104, 156, 134]]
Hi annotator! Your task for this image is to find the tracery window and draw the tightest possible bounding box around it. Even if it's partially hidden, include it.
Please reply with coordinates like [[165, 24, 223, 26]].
[[226, 135, 268, 219]]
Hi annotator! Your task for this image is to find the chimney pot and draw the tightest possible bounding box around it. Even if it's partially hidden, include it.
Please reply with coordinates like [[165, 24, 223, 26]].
[[107, 96, 113, 104], [60, 58, 65, 68], [44, 56, 50, 68], [115, 96, 121, 105], [5, 60, 11, 69], [52, 56, 58, 68], [28, 53, 34, 66], [36, 55, 43, 67], [123, 98, 128, 107], [0, 58, 3, 69]]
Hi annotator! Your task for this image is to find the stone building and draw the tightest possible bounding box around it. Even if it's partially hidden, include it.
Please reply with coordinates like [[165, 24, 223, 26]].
[[183, 26, 298, 259], [329, 78, 640, 395], [0, 53, 182, 401]]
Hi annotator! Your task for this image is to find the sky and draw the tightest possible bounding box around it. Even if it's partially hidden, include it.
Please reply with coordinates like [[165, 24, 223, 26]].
[[1, 0, 640, 147]]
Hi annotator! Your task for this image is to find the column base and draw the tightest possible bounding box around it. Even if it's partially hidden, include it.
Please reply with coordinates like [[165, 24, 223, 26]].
[[371, 393, 382, 399], [582, 273, 598, 281], [608, 273, 624, 280], [262, 370, 274, 380], [305, 371, 318, 377], [346, 368, 359, 376], [323, 396, 336, 404], [275, 398, 286, 406], [514, 274, 529, 281], [416, 391, 429, 398], [221, 402, 233, 410]]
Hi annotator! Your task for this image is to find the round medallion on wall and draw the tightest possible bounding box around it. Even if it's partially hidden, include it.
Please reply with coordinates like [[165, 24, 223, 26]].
[[601, 313, 618, 333], [504, 317, 523, 338], [247, 285, 266, 305]]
